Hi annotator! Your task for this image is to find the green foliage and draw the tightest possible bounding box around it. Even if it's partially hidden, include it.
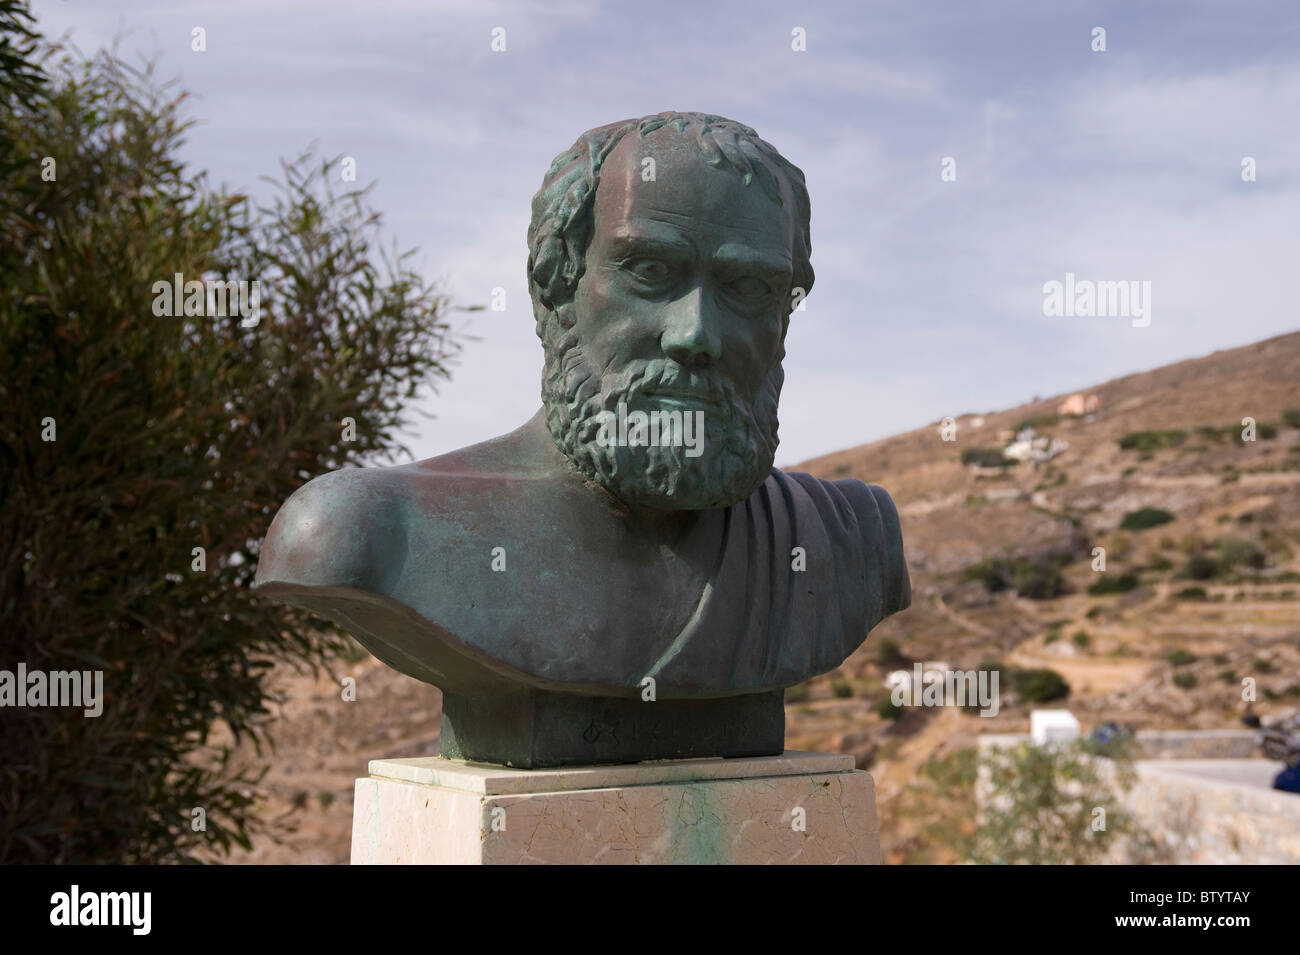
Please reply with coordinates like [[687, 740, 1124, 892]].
[[964, 557, 1010, 592], [830, 678, 854, 699], [1284, 408, 1300, 429], [0, 44, 460, 862], [1174, 586, 1208, 600], [971, 660, 1069, 705], [1071, 630, 1090, 648], [1010, 558, 1066, 599], [876, 696, 904, 720], [1198, 421, 1278, 444], [1172, 672, 1197, 689], [873, 637, 906, 667], [1119, 507, 1175, 531], [897, 746, 980, 863], [1015, 413, 1059, 432], [1015, 667, 1070, 703], [1117, 429, 1186, 452], [961, 446, 1018, 468], [964, 554, 1068, 599], [973, 739, 1142, 865], [1177, 537, 1267, 582], [0, 1, 45, 108], [1217, 537, 1266, 571], [784, 682, 809, 702], [1088, 572, 1140, 595], [922, 746, 978, 788], [1181, 553, 1221, 580], [1165, 648, 1197, 667]]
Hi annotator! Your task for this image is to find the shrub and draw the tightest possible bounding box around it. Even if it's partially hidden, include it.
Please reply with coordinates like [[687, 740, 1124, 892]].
[[961, 446, 1018, 468], [972, 740, 1140, 864], [1118, 430, 1186, 452], [1172, 672, 1197, 690], [1011, 559, 1067, 600], [1175, 586, 1208, 600], [964, 557, 1010, 592], [876, 696, 904, 720], [1015, 413, 1060, 432], [1218, 538, 1266, 571], [1088, 573, 1140, 595], [1, 32, 460, 862], [874, 637, 907, 667], [1181, 553, 1221, 580], [831, 678, 854, 699], [1015, 667, 1070, 703], [1120, 507, 1175, 531], [921, 746, 978, 788], [1284, 408, 1300, 429], [1072, 630, 1090, 648], [1165, 648, 1197, 667]]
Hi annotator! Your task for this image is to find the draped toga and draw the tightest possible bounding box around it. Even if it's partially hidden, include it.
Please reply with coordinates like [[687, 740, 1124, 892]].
[[643, 470, 911, 693]]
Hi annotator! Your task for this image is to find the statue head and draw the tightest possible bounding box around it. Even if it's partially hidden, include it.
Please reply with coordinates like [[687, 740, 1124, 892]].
[[527, 111, 814, 510]]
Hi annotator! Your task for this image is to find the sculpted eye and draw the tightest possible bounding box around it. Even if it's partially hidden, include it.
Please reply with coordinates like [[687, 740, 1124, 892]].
[[728, 275, 773, 299], [626, 258, 672, 283]]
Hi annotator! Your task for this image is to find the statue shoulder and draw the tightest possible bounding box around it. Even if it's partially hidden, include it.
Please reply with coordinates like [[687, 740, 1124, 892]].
[[837, 479, 911, 614], [774, 470, 902, 532], [778, 472, 910, 614], [254, 466, 408, 594]]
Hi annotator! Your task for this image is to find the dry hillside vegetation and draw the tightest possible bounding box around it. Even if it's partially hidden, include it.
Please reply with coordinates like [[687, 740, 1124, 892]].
[[223, 331, 1300, 864]]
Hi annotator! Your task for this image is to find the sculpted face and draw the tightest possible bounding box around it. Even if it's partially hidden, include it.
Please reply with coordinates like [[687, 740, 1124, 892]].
[[542, 125, 797, 510]]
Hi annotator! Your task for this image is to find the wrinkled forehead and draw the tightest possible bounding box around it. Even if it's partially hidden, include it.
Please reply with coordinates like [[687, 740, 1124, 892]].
[[593, 126, 796, 256]]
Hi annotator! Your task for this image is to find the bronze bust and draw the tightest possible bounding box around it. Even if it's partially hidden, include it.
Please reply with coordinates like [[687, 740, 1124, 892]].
[[255, 112, 910, 766]]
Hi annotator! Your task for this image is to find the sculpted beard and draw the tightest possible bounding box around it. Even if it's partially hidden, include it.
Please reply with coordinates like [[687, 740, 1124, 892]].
[[541, 321, 782, 510]]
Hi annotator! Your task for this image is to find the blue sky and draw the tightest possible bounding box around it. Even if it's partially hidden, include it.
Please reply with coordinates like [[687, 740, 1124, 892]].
[[32, 0, 1300, 466]]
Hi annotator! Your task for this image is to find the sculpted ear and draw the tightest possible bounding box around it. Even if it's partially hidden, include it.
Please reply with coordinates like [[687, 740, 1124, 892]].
[[254, 468, 404, 593]]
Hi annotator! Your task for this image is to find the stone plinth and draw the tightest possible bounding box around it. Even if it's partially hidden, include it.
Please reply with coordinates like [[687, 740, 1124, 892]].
[[351, 750, 880, 865]]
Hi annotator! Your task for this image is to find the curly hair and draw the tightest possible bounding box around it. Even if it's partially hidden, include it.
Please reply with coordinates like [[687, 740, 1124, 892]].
[[526, 112, 814, 339]]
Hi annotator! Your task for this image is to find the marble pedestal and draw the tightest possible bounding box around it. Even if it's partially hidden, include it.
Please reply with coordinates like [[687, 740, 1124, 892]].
[[351, 750, 880, 865]]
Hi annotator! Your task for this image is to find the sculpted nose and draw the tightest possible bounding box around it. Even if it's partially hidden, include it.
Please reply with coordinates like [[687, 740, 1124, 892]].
[[659, 286, 723, 366]]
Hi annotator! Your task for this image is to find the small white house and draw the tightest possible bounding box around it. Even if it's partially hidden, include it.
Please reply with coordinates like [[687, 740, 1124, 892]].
[[1030, 709, 1081, 745]]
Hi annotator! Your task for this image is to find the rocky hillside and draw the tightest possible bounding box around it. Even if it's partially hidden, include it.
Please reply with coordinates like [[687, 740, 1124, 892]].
[[225, 331, 1300, 864], [791, 330, 1300, 860]]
